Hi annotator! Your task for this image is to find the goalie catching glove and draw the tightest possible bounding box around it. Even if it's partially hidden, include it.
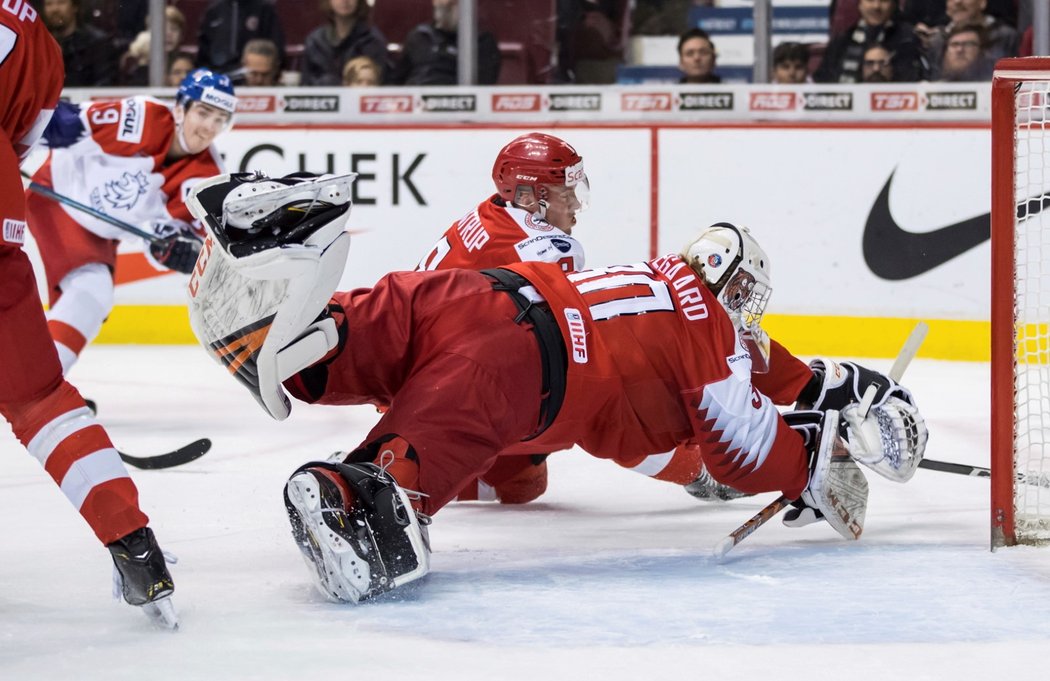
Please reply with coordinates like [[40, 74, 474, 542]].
[[185, 171, 356, 420], [782, 397, 929, 536]]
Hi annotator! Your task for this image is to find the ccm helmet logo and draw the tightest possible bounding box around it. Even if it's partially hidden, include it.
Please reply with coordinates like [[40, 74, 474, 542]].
[[516, 174, 538, 181]]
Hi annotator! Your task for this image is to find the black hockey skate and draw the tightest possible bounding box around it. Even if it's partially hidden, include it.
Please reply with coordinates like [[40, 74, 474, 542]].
[[284, 462, 430, 603], [107, 527, 178, 628]]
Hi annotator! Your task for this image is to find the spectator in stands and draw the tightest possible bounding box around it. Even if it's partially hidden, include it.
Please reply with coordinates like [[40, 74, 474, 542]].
[[632, 0, 713, 37], [921, 0, 1018, 78], [861, 43, 895, 81], [572, 1, 631, 84], [119, 5, 186, 86], [677, 27, 720, 84], [240, 38, 282, 86], [300, 0, 391, 86], [44, 0, 118, 86], [815, 0, 924, 83], [772, 42, 810, 84], [904, 0, 1018, 30], [167, 50, 197, 87], [937, 23, 995, 80], [196, 0, 286, 76], [342, 55, 381, 86], [390, 0, 502, 85]]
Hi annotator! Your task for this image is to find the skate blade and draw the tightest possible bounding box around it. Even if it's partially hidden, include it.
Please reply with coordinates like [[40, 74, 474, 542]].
[[142, 596, 179, 631]]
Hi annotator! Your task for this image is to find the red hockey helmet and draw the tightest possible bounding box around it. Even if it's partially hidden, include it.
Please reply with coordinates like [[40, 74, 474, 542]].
[[491, 133, 588, 209]]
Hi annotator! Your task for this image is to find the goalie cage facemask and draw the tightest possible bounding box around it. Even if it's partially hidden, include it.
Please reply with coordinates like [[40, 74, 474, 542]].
[[680, 222, 773, 371], [185, 173, 357, 420]]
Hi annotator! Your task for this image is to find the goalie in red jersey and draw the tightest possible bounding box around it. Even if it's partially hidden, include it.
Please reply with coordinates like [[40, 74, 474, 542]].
[[0, 1, 176, 627], [417, 132, 817, 506], [185, 172, 928, 604]]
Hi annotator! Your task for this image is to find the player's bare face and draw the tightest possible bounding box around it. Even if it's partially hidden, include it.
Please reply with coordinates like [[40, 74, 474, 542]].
[[180, 102, 232, 154], [541, 185, 583, 234]]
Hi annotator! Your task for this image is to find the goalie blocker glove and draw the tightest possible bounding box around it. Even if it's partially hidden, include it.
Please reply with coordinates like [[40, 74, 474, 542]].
[[781, 409, 868, 539], [796, 358, 915, 413]]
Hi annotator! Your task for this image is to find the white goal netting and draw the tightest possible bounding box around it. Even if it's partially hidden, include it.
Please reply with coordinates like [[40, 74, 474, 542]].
[[1009, 80, 1050, 544]]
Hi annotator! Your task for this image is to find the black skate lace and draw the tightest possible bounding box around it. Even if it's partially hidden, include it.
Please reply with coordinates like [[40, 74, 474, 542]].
[[377, 448, 432, 525]]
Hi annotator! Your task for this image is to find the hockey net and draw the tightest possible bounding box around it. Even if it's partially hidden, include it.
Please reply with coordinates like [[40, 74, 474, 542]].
[[991, 58, 1050, 548]]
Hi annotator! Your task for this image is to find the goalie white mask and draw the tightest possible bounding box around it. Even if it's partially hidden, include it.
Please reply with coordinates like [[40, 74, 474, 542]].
[[680, 223, 772, 371]]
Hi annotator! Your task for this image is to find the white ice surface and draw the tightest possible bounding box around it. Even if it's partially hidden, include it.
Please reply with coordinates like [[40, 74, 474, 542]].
[[2, 347, 1049, 679]]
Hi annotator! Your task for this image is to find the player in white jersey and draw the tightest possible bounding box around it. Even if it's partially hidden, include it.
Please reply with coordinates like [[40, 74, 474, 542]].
[[25, 69, 236, 374]]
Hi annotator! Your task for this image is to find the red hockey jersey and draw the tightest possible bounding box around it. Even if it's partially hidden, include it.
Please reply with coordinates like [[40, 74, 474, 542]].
[[416, 195, 585, 273], [506, 254, 810, 497], [1, 2, 63, 160]]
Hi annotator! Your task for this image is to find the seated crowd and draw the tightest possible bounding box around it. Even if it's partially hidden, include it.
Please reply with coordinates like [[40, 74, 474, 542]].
[[41, 0, 1038, 87]]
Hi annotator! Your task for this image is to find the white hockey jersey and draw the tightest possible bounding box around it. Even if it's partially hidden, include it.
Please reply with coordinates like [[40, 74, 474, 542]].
[[36, 96, 224, 241]]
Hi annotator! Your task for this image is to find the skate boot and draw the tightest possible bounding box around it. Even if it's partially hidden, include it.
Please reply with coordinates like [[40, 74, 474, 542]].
[[107, 526, 178, 628], [284, 458, 430, 604], [684, 464, 752, 502]]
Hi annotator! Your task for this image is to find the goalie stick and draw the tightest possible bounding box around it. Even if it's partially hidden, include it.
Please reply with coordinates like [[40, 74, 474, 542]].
[[118, 439, 212, 470], [713, 321, 930, 560]]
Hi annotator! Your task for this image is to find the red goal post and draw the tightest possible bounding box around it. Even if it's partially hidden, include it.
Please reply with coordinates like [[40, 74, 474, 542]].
[[991, 57, 1050, 548]]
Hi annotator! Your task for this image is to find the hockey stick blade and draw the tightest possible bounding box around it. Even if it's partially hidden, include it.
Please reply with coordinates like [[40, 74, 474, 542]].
[[714, 321, 929, 559], [712, 495, 791, 560], [119, 439, 212, 470]]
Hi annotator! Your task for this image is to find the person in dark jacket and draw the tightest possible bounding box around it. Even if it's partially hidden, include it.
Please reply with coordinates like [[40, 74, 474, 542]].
[[389, 0, 501, 86], [43, 0, 117, 87], [196, 0, 286, 76], [300, 0, 391, 86], [815, 0, 924, 83]]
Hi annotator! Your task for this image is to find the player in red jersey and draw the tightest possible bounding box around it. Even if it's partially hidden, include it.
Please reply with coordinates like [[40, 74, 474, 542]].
[[416, 132, 587, 504], [184, 173, 927, 603], [26, 68, 235, 374], [0, 0, 176, 627], [418, 132, 816, 505]]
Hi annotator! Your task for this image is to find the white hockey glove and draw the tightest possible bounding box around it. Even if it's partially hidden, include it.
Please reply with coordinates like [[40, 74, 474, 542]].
[[782, 410, 868, 539], [186, 172, 356, 420], [797, 358, 916, 412], [842, 397, 928, 482]]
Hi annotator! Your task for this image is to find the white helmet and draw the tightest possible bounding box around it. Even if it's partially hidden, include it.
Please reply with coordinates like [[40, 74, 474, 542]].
[[680, 223, 772, 370]]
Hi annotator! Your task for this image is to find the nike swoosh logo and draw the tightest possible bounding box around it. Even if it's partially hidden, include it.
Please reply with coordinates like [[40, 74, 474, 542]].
[[864, 170, 989, 280]]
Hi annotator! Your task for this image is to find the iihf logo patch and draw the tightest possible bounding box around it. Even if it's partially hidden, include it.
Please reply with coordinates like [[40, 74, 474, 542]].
[[3, 219, 26, 245], [707, 253, 722, 267]]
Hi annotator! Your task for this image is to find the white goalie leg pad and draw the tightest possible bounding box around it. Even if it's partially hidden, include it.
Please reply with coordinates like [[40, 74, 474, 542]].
[[800, 409, 869, 540], [187, 174, 354, 420], [842, 397, 928, 482]]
